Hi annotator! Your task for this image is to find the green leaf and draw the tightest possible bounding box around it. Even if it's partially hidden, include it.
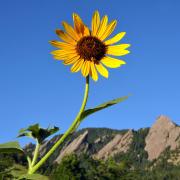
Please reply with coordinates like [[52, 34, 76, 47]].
[[18, 128, 33, 139], [9, 164, 27, 178], [0, 141, 24, 154], [18, 124, 59, 143], [80, 95, 129, 121], [0, 164, 49, 179]]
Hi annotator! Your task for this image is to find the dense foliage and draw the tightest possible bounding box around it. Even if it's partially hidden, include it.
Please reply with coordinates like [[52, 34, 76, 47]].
[[50, 153, 180, 180], [50, 154, 132, 180]]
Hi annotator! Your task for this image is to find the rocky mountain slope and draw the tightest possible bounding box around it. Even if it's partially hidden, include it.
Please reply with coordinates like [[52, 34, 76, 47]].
[[145, 115, 180, 161], [1, 115, 180, 179], [24, 115, 180, 167], [93, 130, 133, 160]]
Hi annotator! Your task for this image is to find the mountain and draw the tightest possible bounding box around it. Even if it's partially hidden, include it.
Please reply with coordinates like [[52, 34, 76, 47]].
[[145, 115, 180, 161], [25, 115, 180, 167], [1, 115, 180, 179]]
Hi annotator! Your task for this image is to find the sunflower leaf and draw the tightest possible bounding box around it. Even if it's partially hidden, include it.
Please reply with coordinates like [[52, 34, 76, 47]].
[[18, 124, 59, 143], [80, 95, 129, 121], [0, 141, 24, 154]]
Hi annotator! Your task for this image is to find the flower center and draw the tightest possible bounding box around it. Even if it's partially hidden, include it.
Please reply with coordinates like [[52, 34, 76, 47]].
[[76, 36, 107, 61]]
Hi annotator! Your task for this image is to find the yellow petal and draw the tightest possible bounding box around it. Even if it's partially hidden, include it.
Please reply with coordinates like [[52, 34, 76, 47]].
[[105, 32, 126, 45], [73, 13, 84, 35], [62, 21, 80, 41], [73, 13, 90, 36], [107, 44, 130, 56], [49, 40, 75, 50], [81, 60, 90, 77], [91, 11, 100, 36], [101, 56, 126, 68], [51, 49, 76, 56], [71, 59, 84, 72], [63, 55, 80, 65], [97, 15, 108, 38], [90, 62, 98, 81], [95, 63, 109, 78], [56, 29, 76, 45], [53, 55, 65, 61], [51, 50, 77, 61], [83, 25, 90, 36], [99, 20, 117, 41]]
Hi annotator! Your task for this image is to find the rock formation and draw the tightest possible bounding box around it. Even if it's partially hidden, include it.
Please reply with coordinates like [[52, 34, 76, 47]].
[[55, 130, 88, 163], [94, 130, 133, 159], [24, 115, 180, 165], [145, 115, 180, 160]]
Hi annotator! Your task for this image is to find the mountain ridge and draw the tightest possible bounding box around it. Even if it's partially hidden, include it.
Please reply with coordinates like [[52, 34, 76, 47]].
[[23, 115, 180, 168], [1, 115, 180, 179]]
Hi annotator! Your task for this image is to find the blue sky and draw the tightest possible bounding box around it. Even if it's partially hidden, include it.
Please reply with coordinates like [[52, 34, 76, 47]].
[[0, 0, 180, 145]]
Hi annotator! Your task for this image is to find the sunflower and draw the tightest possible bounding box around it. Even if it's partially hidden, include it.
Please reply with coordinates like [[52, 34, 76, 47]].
[[50, 11, 130, 81]]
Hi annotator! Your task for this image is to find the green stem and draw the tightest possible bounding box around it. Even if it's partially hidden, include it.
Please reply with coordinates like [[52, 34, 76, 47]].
[[27, 156, 32, 170], [28, 76, 90, 174], [27, 140, 40, 173], [31, 141, 40, 167]]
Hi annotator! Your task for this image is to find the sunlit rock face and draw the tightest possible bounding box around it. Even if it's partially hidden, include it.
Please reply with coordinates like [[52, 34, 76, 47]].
[[145, 115, 180, 160], [54, 130, 88, 163], [93, 130, 133, 160]]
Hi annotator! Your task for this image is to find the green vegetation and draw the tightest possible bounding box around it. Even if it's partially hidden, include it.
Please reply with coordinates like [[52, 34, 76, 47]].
[[50, 154, 132, 180], [48, 128, 180, 180], [50, 153, 180, 180], [1, 152, 180, 180], [113, 128, 149, 169], [0, 128, 180, 179]]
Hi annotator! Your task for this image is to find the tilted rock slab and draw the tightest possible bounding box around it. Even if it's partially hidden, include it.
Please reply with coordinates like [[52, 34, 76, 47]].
[[54, 130, 88, 163], [93, 130, 133, 160], [145, 115, 180, 160]]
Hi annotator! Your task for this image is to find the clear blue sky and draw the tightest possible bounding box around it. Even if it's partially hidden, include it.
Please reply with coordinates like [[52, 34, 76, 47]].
[[0, 0, 180, 145]]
